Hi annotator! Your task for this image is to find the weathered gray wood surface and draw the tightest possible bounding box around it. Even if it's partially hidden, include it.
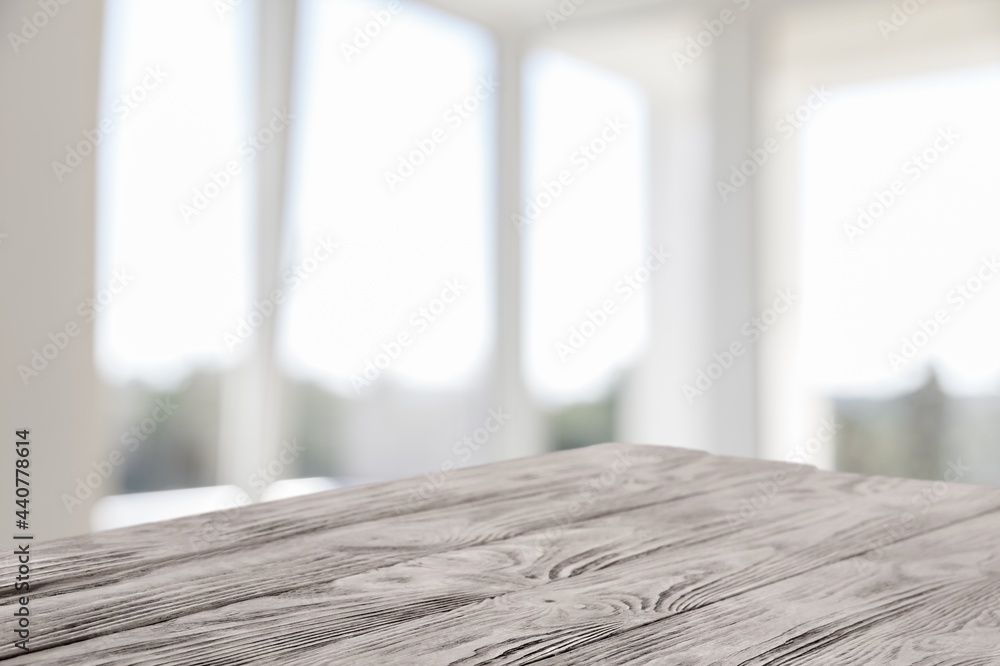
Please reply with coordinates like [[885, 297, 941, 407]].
[[2, 443, 998, 665]]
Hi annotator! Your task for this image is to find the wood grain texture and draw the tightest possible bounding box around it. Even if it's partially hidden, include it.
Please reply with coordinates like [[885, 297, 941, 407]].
[[2, 443, 998, 665]]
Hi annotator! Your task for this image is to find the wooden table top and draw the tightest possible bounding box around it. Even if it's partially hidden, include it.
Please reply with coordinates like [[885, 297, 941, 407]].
[[4, 443, 1000, 665]]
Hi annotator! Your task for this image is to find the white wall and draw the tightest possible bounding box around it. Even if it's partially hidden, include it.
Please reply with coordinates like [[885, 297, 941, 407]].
[[0, 0, 107, 540]]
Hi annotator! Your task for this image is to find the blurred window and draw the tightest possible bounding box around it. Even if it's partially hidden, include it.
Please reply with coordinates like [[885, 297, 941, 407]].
[[798, 64, 1000, 483], [800, 65, 1000, 398], [97, 0, 255, 387], [522, 49, 650, 407], [279, 0, 495, 395]]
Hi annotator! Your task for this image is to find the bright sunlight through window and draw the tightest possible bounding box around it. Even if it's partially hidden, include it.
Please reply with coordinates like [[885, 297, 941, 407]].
[[279, 0, 495, 396], [522, 50, 649, 406], [97, 0, 255, 387], [800, 64, 1000, 398]]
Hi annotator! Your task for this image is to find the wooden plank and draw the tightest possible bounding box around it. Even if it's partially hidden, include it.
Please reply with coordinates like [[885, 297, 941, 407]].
[[0, 465, 819, 665], [1, 444, 698, 601], [262, 473, 1000, 665], [10, 455, 999, 665], [3, 444, 997, 665], [529, 511, 1000, 665], [0, 445, 802, 658]]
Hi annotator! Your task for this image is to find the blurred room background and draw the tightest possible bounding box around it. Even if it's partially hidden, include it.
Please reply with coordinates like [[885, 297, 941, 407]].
[[2, 0, 999, 540]]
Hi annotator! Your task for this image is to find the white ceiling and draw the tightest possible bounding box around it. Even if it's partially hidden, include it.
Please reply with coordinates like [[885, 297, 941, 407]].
[[417, 0, 683, 33]]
